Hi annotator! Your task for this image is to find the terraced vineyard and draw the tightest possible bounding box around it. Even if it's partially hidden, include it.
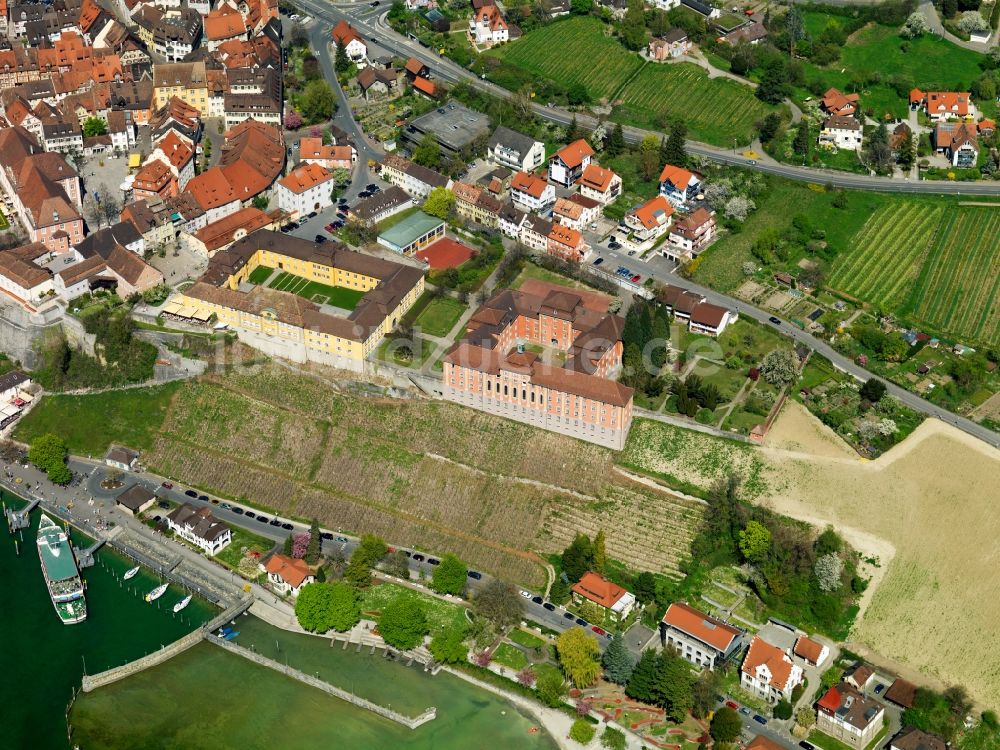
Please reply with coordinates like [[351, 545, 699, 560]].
[[830, 202, 1000, 346], [613, 63, 774, 145], [828, 201, 945, 311], [494, 17, 641, 101], [907, 206, 1000, 347]]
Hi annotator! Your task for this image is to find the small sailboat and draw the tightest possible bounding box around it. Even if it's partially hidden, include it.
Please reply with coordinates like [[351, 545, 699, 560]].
[[173, 594, 192, 613], [145, 583, 168, 602], [123, 565, 140, 580]]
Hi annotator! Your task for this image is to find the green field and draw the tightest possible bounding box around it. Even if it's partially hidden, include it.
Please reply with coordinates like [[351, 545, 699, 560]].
[[829, 202, 1000, 346], [493, 17, 642, 101], [612, 62, 774, 146], [247, 266, 274, 285], [491, 642, 528, 670], [13, 383, 181, 456], [413, 296, 466, 337], [268, 271, 366, 310], [360, 582, 468, 636]]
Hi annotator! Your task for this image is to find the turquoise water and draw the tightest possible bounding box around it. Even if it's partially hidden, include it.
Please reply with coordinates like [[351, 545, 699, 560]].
[[1, 492, 217, 750]]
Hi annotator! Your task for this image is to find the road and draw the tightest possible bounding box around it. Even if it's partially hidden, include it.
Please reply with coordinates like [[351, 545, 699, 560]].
[[296, 0, 1000, 196]]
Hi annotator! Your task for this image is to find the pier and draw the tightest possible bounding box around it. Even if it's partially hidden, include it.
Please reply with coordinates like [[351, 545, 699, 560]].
[[206, 634, 437, 729], [73, 538, 105, 569], [3, 497, 39, 531]]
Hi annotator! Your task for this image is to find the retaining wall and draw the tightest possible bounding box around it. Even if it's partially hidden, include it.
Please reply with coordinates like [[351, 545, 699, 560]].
[[81, 628, 203, 692]]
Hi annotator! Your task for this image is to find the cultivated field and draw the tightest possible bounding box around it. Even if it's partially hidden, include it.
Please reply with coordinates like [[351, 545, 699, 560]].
[[127, 367, 703, 586], [830, 203, 1000, 346], [624, 410, 1000, 705], [613, 63, 773, 146], [494, 17, 641, 101]]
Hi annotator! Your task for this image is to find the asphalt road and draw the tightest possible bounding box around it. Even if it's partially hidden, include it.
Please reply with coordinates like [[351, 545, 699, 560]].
[[299, 1, 1000, 196]]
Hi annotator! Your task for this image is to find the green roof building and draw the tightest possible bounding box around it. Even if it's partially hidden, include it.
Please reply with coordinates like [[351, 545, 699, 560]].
[[376, 211, 446, 257]]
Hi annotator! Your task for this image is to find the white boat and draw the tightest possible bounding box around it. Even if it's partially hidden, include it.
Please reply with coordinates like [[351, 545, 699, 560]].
[[145, 583, 168, 602], [173, 594, 192, 613], [123, 565, 140, 580]]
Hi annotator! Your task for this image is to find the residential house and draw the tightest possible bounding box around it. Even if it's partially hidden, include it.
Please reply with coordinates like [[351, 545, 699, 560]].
[[403, 56, 429, 80], [165, 503, 232, 555], [688, 301, 734, 336], [0, 370, 31, 403], [357, 66, 399, 100], [499, 202, 527, 238], [181, 205, 275, 258], [114, 484, 156, 517], [922, 91, 974, 121], [348, 185, 413, 226], [648, 28, 691, 60], [411, 75, 437, 99], [549, 139, 594, 187], [740, 635, 804, 704], [978, 118, 996, 138], [105, 444, 139, 471], [552, 193, 600, 231], [843, 664, 876, 692], [147, 8, 203, 62], [666, 207, 716, 261], [299, 137, 356, 171], [469, 4, 508, 47], [746, 737, 784, 750], [275, 162, 335, 218], [121, 197, 176, 254], [263, 553, 314, 597], [888, 728, 947, 750], [452, 181, 502, 227], [820, 87, 859, 117], [204, 1, 248, 51], [132, 159, 178, 200], [488, 125, 545, 172], [659, 164, 701, 207], [153, 61, 209, 116], [890, 122, 912, 155], [0, 246, 54, 305], [378, 153, 450, 199], [816, 683, 884, 750], [572, 571, 636, 619], [819, 115, 863, 151], [576, 164, 621, 206], [547, 223, 588, 263], [660, 602, 745, 669], [331, 20, 367, 66], [793, 636, 829, 667], [934, 122, 978, 167], [721, 20, 767, 45], [624, 195, 674, 242], [147, 130, 195, 191], [519, 214, 553, 252], [510, 170, 556, 212]]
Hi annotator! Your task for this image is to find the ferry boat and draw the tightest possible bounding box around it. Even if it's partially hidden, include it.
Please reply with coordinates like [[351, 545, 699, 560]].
[[173, 594, 192, 613], [123, 565, 140, 580], [36, 514, 87, 625], [145, 583, 168, 602]]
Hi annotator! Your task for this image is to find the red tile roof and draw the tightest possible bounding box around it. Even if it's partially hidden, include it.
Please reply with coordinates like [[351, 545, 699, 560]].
[[659, 163, 696, 189], [264, 553, 312, 588], [577, 163, 617, 192], [511, 170, 549, 198], [572, 572, 629, 608], [794, 636, 825, 663], [552, 139, 594, 169], [278, 162, 334, 193], [412, 76, 436, 96], [746, 737, 784, 750], [629, 195, 673, 230], [926, 91, 971, 117], [548, 223, 582, 248], [331, 19, 364, 47], [662, 602, 741, 651], [205, 2, 248, 41], [741, 636, 797, 691]]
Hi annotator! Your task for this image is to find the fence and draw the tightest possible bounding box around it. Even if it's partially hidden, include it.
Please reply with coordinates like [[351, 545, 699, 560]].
[[206, 634, 437, 729]]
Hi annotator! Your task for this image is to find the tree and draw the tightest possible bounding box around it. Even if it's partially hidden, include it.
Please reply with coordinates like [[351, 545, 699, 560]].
[[305, 518, 322, 564], [283, 534, 294, 556], [692, 669, 722, 719], [566, 115, 583, 143], [429, 626, 468, 663], [300, 80, 336, 125], [900, 11, 930, 38], [83, 117, 108, 138], [625, 649, 658, 703], [601, 726, 626, 750], [655, 651, 693, 721], [865, 121, 893, 174], [567, 82, 591, 105], [343, 556, 373, 588], [710, 707, 742, 743], [28, 434, 71, 485], [606, 123, 625, 157], [958, 11, 989, 34], [760, 349, 799, 386], [378, 596, 428, 650], [724, 196, 755, 222], [639, 135, 661, 180], [621, 0, 647, 50], [593, 529, 607, 573], [814, 553, 844, 592], [354, 535, 388, 568], [569, 719, 596, 744], [536, 670, 568, 707], [757, 58, 789, 105], [472, 579, 524, 629], [774, 699, 793, 720], [739, 520, 771, 563], [556, 627, 602, 688], [601, 632, 636, 685], [284, 110, 303, 130], [335, 41, 351, 73], [860, 378, 887, 403], [896, 128, 916, 170], [663, 118, 688, 168], [294, 582, 360, 632], [423, 187, 454, 220], [431, 553, 468, 595], [412, 132, 441, 168], [561, 533, 594, 582], [759, 112, 782, 144], [633, 571, 656, 604], [793, 120, 810, 159], [571, 0, 592, 13], [796, 706, 817, 729], [384, 549, 411, 579]]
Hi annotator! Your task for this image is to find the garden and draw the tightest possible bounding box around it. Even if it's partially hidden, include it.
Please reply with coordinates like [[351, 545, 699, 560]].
[[267, 271, 366, 310]]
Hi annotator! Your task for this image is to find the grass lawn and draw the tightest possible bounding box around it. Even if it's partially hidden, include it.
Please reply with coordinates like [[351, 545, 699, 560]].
[[507, 628, 546, 649], [718, 319, 793, 360], [413, 296, 466, 337], [492, 642, 528, 670], [700, 367, 748, 402], [268, 271, 366, 310], [376, 336, 434, 368], [531, 662, 563, 684], [214, 527, 275, 572], [361, 582, 468, 636], [247, 265, 275, 285], [808, 730, 867, 750], [510, 262, 589, 291], [14, 382, 181, 456]]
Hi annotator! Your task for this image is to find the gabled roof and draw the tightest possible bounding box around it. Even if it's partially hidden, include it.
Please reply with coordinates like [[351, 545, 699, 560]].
[[571, 571, 629, 608], [890, 727, 947, 750], [278, 162, 334, 193], [404, 56, 426, 75], [662, 602, 742, 652], [926, 91, 971, 116], [659, 163, 697, 189], [793, 636, 825, 663], [204, 1, 247, 41], [489, 125, 538, 156], [412, 76, 436, 96], [577, 163, 617, 192], [548, 223, 582, 247], [551, 138, 593, 169], [628, 195, 673, 229], [511, 170, 549, 198], [741, 636, 797, 691], [331, 19, 364, 48], [264, 553, 313, 588]]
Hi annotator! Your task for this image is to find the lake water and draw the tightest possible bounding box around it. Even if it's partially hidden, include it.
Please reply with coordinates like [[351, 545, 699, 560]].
[[1, 491, 217, 750]]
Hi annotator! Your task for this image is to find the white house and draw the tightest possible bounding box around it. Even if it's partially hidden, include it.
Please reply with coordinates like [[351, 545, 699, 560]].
[[275, 163, 335, 218], [660, 602, 745, 670], [793, 635, 830, 667], [499, 203, 527, 238], [934, 122, 979, 168], [817, 683, 885, 749], [659, 164, 701, 208], [688, 301, 735, 336], [469, 4, 508, 47], [263, 553, 315, 597], [105, 445, 139, 472], [331, 20, 367, 65], [510, 170, 555, 212], [549, 139, 594, 187], [666, 207, 716, 261], [819, 115, 863, 151], [740, 636, 804, 704], [488, 126, 545, 172], [576, 164, 622, 206], [624, 194, 674, 242], [165, 503, 232, 555]]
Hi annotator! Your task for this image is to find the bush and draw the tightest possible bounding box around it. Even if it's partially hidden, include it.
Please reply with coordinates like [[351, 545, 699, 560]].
[[774, 699, 793, 720], [569, 718, 596, 744], [601, 726, 626, 750]]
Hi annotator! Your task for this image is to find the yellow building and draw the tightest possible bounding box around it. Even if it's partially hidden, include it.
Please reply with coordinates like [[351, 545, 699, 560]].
[[170, 230, 424, 366], [152, 62, 210, 117]]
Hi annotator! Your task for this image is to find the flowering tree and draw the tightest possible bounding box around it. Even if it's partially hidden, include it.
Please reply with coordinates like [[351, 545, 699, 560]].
[[472, 650, 492, 667], [283, 111, 303, 130], [724, 195, 756, 222], [876, 418, 898, 436], [814, 553, 843, 592], [292, 532, 311, 559], [899, 12, 929, 38], [517, 668, 536, 687], [958, 11, 989, 35], [575, 699, 592, 716]]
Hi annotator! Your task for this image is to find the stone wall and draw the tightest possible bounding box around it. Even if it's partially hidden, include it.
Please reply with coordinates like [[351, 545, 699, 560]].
[[81, 628, 203, 692]]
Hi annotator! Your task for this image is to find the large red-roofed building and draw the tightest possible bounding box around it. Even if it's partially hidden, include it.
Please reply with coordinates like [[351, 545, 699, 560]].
[[660, 601, 745, 670]]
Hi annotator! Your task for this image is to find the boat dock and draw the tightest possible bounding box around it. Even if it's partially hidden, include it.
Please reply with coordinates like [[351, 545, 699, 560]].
[[3, 497, 39, 531], [73, 538, 105, 569]]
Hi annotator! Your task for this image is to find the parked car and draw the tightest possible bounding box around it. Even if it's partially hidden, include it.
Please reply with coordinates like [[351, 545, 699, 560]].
[[320, 532, 334, 540], [575, 618, 588, 627], [325, 223, 336, 232], [315, 235, 327, 244], [753, 715, 767, 726], [519, 590, 533, 599], [210, 498, 219, 505], [198, 494, 209, 502], [161, 482, 173, 489], [281, 523, 293, 530], [738, 707, 751, 716], [467, 570, 483, 580], [874, 684, 885, 694], [592, 626, 606, 635], [592, 257, 604, 265], [366, 183, 378, 191], [244, 511, 256, 519], [768, 316, 782, 326], [232, 507, 244, 515], [256, 516, 269, 524], [269, 518, 281, 527], [220, 502, 232, 510], [331, 220, 344, 230], [427, 557, 440, 566], [562, 612, 574, 620], [184, 489, 198, 498], [799, 742, 816, 750], [627, 250, 637, 257], [542, 602, 555, 611], [531, 596, 543, 604], [336, 536, 348, 543], [630, 274, 641, 283], [725, 701, 739, 710], [153, 515, 161, 522], [412, 553, 425, 562]]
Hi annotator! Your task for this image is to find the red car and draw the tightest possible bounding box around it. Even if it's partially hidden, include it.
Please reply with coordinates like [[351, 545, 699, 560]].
[[591, 626, 606, 635], [161, 481, 173, 489], [630, 274, 641, 283], [725, 701, 739, 710]]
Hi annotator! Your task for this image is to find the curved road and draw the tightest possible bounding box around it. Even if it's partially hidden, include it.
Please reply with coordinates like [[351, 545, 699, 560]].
[[298, 0, 1000, 195]]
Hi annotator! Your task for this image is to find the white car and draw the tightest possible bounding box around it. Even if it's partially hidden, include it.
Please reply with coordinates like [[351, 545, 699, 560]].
[[520, 590, 533, 600]]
